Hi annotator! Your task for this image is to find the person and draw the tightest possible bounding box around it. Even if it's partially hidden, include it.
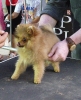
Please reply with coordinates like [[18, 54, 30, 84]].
[[0, 0, 6, 30], [0, 30, 8, 60], [5, 0, 41, 57], [6, 0, 41, 24], [5, 0, 22, 57], [39, 0, 81, 61], [0, 30, 8, 48], [5, 0, 22, 36], [0, 0, 8, 60]]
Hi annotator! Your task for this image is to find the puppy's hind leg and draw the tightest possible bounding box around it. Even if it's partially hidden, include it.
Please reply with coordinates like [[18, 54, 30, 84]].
[[33, 61, 45, 84], [52, 62, 60, 72], [11, 59, 27, 80]]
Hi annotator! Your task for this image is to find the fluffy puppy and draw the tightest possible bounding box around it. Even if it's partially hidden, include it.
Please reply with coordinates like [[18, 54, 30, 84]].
[[11, 23, 60, 84]]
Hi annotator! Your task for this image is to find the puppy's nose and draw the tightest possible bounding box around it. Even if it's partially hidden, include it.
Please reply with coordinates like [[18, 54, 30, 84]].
[[17, 42, 24, 47], [17, 42, 20, 46]]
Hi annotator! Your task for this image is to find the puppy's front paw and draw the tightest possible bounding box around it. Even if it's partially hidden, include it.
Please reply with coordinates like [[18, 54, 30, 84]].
[[11, 74, 19, 80], [34, 79, 41, 84], [54, 66, 60, 72]]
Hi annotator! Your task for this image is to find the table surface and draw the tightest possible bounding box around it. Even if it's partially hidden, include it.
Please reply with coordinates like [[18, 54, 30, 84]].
[[0, 57, 81, 100]]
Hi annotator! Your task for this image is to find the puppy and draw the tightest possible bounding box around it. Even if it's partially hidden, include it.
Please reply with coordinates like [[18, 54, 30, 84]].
[[11, 23, 60, 84]]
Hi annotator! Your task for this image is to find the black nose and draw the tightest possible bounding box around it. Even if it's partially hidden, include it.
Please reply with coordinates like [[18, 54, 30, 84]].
[[17, 42, 21, 47], [18, 42, 20, 46], [17, 42, 24, 47]]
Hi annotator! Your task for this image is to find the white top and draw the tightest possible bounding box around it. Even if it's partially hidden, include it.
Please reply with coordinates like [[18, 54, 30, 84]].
[[14, 0, 41, 23]]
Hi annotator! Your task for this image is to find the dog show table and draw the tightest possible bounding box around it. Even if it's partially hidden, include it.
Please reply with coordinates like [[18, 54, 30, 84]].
[[0, 57, 81, 100]]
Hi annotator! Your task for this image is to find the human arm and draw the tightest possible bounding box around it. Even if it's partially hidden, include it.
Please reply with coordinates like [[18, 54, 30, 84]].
[[7, 12, 19, 20], [48, 28, 81, 61], [70, 28, 81, 45], [6, 2, 22, 20], [39, 14, 81, 62], [39, 14, 57, 28], [38, 0, 71, 61], [38, 14, 69, 61], [39, 0, 70, 27], [40, 0, 69, 26], [0, 30, 8, 47]]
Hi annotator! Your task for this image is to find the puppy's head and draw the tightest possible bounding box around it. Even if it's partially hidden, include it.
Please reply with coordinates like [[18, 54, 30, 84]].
[[14, 24, 39, 47]]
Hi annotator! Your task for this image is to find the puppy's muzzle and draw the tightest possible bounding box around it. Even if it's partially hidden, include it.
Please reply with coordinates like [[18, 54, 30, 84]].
[[17, 42, 24, 47]]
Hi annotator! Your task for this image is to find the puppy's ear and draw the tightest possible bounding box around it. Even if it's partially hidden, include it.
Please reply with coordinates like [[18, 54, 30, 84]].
[[27, 25, 37, 36]]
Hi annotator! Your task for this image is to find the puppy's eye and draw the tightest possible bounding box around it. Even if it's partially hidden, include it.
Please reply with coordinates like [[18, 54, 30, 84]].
[[22, 38, 27, 42]]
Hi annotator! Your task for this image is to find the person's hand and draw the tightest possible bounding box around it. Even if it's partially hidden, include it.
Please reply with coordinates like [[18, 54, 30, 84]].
[[0, 30, 8, 47], [48, 40, 69, 62], [5, 14, 10, 21], [7, 14, 10, 20]]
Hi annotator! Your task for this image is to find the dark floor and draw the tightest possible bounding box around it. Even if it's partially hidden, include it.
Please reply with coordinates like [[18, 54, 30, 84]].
[[0, 57, 81, 100]]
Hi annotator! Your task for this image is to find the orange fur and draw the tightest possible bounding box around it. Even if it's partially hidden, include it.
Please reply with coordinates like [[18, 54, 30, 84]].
[[11, 23, 60, 84]]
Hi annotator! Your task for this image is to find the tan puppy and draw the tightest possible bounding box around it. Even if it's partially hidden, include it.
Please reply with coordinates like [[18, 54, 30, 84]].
[[11, 24, 60, 84]]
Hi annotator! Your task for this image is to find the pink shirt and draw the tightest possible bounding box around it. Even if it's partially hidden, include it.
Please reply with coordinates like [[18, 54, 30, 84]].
[[0, 0, 6, 30]]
